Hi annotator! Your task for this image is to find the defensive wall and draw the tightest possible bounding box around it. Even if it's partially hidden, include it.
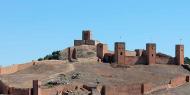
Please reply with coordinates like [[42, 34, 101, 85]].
[[97, 42, 184, 65], [0, 80, 32, 95], [0, 60, 67, 75], [0, 62, 35, 75], [102, 75, 190, 95], [0, 73, 189, 95], [0, 64, 18, 75]]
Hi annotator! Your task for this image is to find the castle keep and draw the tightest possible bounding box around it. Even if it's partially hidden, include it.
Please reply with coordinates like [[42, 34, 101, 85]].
[[74, 30, 99, 46]]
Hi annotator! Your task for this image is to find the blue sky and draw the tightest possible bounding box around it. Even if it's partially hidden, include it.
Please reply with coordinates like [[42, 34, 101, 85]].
[[0, 0, 190, 66]]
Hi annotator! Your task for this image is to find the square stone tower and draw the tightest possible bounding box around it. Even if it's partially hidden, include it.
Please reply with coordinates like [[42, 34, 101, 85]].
[[82, 30, 91, 40], [175, 44, 184, 65], [115, 42, 125, 64], [97, 43, 108, 59], [68, 47, 77, 62], [146, 43, 156, 65], [33, 80, 41, 95]]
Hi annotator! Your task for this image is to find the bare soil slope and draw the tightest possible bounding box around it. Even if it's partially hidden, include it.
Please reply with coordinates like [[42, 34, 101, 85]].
[[59, 45, 96, 60], [0, 60, 190, 95]]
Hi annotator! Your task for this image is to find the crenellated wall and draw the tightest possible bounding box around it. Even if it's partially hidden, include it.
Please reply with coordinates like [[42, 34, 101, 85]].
[[169, 75, 187, 88], [100, 42, 184, 65], [9, 87, 31, 95], [0, 62, 34, 75], [0, 65, 18, 75], [0, 80, 31, 95], [156, 56, 175, 64], [102, 75, 190, 95], [125, 50, 137, 56], [0, 75, 189, 95]]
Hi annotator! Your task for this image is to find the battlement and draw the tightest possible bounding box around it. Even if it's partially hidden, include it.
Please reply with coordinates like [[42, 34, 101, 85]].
[[0, 64, 18, 75], [97, 42, 184, 65], [82, 30, 91, 40], [74, 30, 99, 46]]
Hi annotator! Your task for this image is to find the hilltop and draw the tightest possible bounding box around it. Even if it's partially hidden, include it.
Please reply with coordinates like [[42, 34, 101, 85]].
[[0, 30, 190, 95], [0, 60, 190, 95]]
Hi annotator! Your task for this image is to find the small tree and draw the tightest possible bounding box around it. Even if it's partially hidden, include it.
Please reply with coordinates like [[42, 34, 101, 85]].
[[38, 50, 61, 61], [184, 57, 190, 64], [38, 58, 43, 61]]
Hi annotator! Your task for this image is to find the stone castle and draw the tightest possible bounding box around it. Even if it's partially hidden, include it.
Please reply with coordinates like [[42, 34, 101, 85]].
[[72, 30, 184, 66], [0, 30, 188, 95], [97, 42, 184, 65]]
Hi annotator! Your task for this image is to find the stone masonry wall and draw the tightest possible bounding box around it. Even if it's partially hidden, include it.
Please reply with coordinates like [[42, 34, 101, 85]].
[[156, 56, 175, 64], [103, 75, 190, 95], [125, 51, 137, 57], [97, 43, 108, 59], [41, 84, 77, 95], [9, 87, 31, 95], [0, 80, 31, 95], [0, 65, 18, 75], [103, 84, 142, 95], [125, 56, 146, 65], [169, 75, 187, 88], [0, 80, 9, 94]]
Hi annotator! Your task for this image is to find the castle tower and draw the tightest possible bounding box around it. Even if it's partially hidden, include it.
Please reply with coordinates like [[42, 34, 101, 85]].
[[175, 44, 184, 65], [72, 48, 77, 59], [33, 80, 41, 95], [146, 43, 156, 65], [82, 30, 91, 40], [68, 47, 72, 61], [68, 47, 77, 62], [97, 43, 108, 59], [115, 42, 125, 64]]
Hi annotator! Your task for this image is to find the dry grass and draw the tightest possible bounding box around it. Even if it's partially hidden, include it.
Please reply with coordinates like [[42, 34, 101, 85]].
[[1, 61, 189, 89]]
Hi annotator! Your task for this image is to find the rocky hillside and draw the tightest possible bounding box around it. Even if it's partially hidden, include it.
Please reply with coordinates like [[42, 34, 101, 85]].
[[38, 45, 96, 61], [59, 45, 96, 60]]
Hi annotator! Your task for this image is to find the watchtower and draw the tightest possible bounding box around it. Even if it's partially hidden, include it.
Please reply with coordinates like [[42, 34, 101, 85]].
[[33, 80, 41, 95], [175, 44, 184, 65], [115, 42, 125, 64], [82, 30, 91, 40], [97, 43, 108, 59], [68, 47, 77, 62], [146, 43, 156, 65]]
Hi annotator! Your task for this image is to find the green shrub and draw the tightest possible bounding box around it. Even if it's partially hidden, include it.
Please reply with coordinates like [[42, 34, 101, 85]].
[[38, 50, 61, 61], [38, 58, 43, 61], [184, 57, 190, 64]]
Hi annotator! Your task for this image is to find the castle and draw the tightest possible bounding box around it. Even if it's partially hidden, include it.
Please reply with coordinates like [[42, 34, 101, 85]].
[[74, 30, 185, 65], [72, 30, 185, 65], [97, 42, 184, 65], [0, 30, 188, 95]]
